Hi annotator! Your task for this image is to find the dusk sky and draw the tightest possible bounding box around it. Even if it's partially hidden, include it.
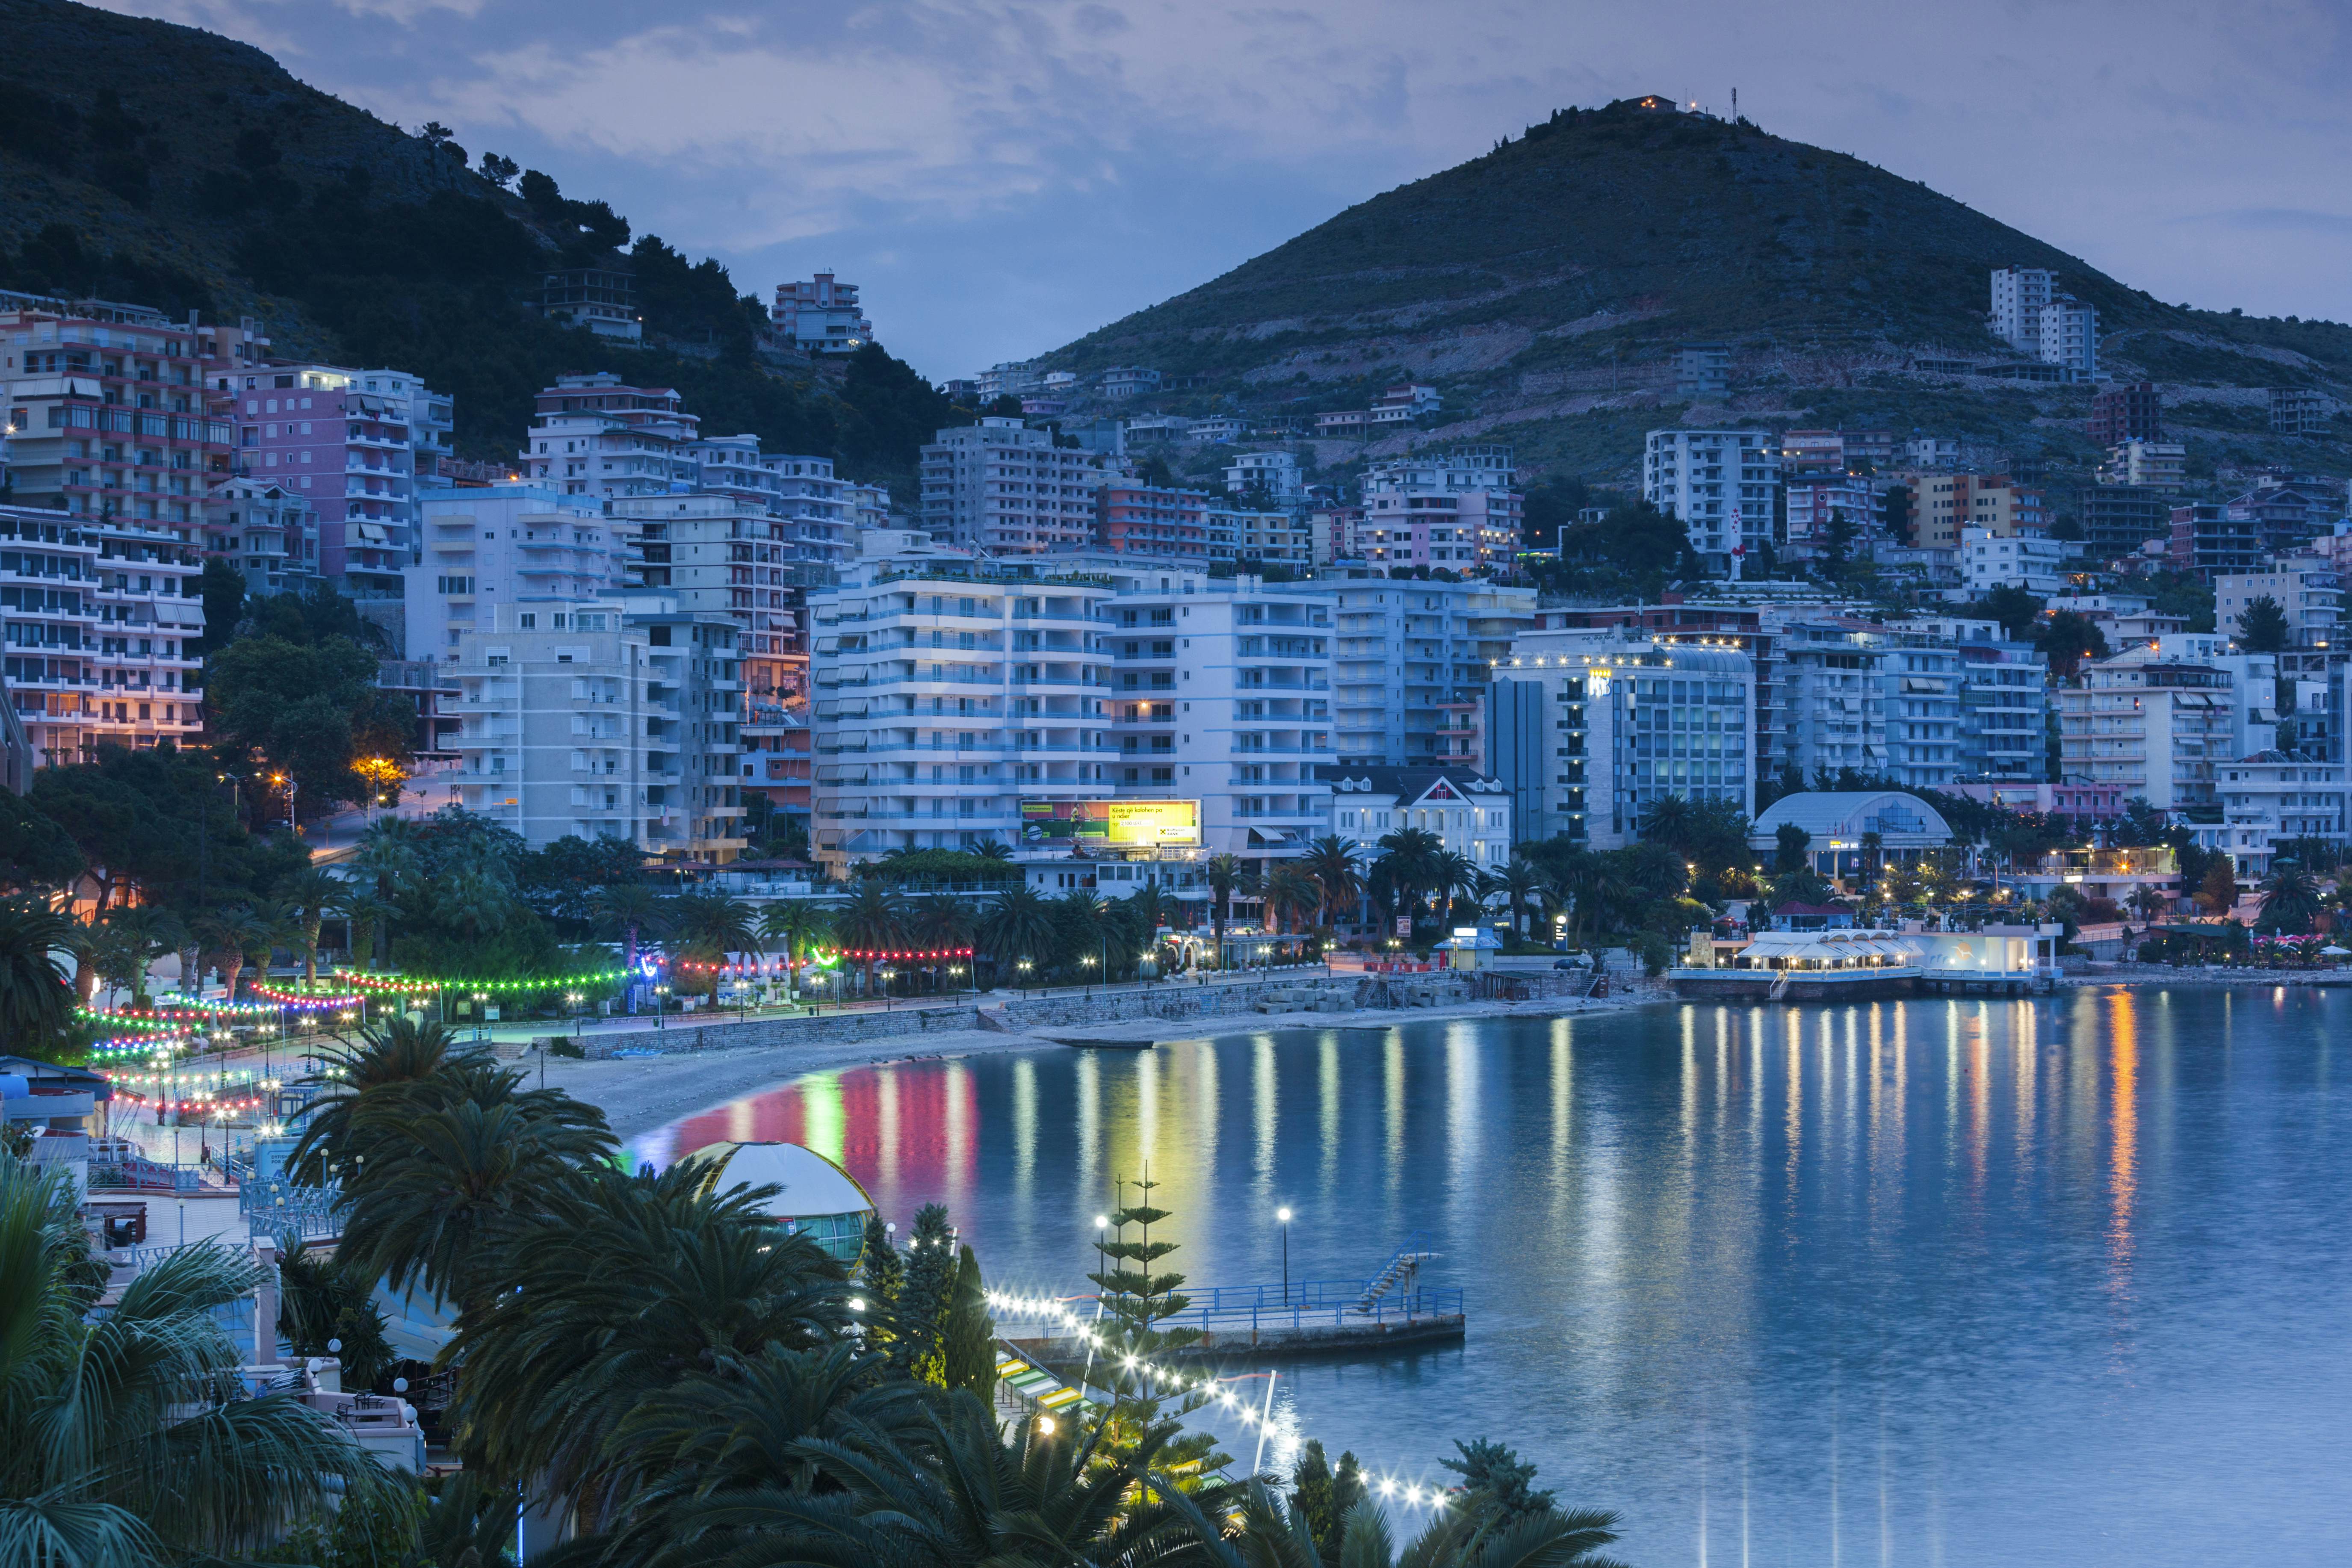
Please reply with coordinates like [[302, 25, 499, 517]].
[[107, 0, 2352, 382]]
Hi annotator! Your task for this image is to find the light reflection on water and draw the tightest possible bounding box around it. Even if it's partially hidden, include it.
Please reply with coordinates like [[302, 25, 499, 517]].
[[624, 987, 2352, 1567]]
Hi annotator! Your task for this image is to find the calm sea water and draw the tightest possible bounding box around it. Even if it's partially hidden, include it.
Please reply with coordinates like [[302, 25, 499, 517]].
[[625, 987, 2352, 1567]]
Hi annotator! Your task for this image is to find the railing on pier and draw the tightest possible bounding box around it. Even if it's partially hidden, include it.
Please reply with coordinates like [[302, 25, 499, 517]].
[[993, 1281, 1463, 1340], [240, 1177, 344, 1241]]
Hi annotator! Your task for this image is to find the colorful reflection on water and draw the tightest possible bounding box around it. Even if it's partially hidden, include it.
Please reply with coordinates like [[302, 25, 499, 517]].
[[627, 987, 2352, 1567]]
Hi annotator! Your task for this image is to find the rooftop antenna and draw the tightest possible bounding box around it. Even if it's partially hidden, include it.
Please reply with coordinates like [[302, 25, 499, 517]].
[[1732, 87, 1737, 124]]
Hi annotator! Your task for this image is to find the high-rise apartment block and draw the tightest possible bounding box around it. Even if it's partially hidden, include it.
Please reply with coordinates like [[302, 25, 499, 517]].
[[771, 274, 872, 355], [1642, 429, 1779, 570], [806, 564, 1115, 873], [2057, 641, 2274, 814], [1097, 484, 1210, 559], [1097, 561, 1334, 862], [520, 373, 698, 501], [681, 436, 856, 574], [611, 493, 804, 723], [1990, 267, 2056, 351], [917, 418, 1103, 552], [2078, 486, 2173, 561], [232, 363, 452, 596], [448, 596, 745, 858], [1675, 343, 1731, 399], [405, 487, 623, 659], [1310, 577, 1534, 770], [1356, 446, 1523, 570], [1491, 629, 1756, 849], [2037, 296, 2100, 380], [2098, 439, 2186, 491], [214, 478, 319, 596]]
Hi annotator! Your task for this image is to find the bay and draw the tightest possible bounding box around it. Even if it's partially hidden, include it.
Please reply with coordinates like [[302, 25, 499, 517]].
[[625, 986, 2352, 1567]]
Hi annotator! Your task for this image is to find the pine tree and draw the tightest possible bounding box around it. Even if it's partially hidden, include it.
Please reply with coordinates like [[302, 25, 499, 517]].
[[941, 1243, 996, 1404], [1290, 1438, 1367, 1565], [1082, 1166, 1231, 1484], [857, 1213, 902, 1356], [892, 1202, 957, 1384]]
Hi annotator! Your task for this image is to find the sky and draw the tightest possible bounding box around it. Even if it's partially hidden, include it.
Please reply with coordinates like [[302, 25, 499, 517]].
[[101, 0, 2352, 384]]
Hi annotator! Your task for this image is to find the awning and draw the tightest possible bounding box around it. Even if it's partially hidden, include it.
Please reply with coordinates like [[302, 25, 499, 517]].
[[1248, 827, 1299, 845], [351, 523, 392, 545]]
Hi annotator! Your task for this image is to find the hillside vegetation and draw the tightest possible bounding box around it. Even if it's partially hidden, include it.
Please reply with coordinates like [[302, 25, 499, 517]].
[[0, 0, 953, 494], [1053, 100, 2352, 496]]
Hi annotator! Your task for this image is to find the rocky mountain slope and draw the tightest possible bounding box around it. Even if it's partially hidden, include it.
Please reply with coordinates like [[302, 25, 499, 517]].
[[1051, 100, 2352, 500]]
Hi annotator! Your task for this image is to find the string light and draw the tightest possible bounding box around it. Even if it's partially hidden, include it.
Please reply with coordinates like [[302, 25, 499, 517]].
[[333, 969, 627, 994], [985, 1289, 1449, 1510]]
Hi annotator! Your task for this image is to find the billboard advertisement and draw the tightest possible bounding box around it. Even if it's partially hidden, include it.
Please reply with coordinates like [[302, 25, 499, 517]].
[[1019, 798, 1201, 847]]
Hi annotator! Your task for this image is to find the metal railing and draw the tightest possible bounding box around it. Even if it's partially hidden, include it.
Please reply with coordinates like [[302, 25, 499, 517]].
[[994, 1281, 1463, 1337]]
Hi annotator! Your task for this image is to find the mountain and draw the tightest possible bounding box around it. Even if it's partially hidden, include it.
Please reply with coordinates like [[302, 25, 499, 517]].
[[1051, 100, 2352, 498], [0, 0, 954, 491]]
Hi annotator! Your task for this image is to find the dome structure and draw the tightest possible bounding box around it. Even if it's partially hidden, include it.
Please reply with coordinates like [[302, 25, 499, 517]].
[[680, 1141, 876, 1264]]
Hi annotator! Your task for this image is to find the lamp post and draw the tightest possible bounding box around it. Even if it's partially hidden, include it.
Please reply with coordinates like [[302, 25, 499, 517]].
[[1276, 1206, 1292, 1306], [1080, 952, 1096, 999], [566, 990, 583, 1043], [653, 983, 670, 1032], [470, 989, 488, 1044], [880, 968, 895, 1012], [1017, 957, 1033, 991]]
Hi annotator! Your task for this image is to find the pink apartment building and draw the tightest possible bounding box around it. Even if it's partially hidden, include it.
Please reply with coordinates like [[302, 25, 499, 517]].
[[233, 364, 452, 595]]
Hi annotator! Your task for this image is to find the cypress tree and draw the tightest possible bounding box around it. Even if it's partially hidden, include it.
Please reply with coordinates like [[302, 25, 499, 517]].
[[856, 1213, 901, 1355], [892, 1202, 957, 1384], [941, 1243, 996, 1404]]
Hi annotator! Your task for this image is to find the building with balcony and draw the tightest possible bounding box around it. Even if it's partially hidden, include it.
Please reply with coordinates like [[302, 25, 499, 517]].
[[2167, 502, 2265, 579], [612, 493, 803, 727], [83, 510, 204, 751], [1206, 505, 1315, 569], [519, 373, 699, 502], [1491, 628, 1755, 849], [1096, 484, 1209, 559], [917, 418, 1104, 553], [2077, 485, 2172, 561], [1, 302, 237, 565], [449, 596, 744, 859], [0, 504, 105, 765], [538, 264, 641, 341], [213, 478, 319, 596], [2098, 439, 2186, 491], [1960, 526, 2068, 596], [2089, 382, 2162, 446], [2216, 754, 2349, 880], [1783, 477, 1876, 564], [771, 273, 871, 354], [1357, 446, 1523, 568], [1223, 450, 1304, 502], [2057, 644, 2262, 815], [1643, 429, 1778, 570], [1096, 561, 1333, 863], [1776, 620, 1890, 782], [683, 437, 856, 574], [1990, 267, 2056, 352], [1889, 614, 2050, 783], [405, 487, 622, 659], [231, 363, 451, 596], [2216, 562, 2341, 650], [1308, 576, 1534, 771], [806, 563, 1115, 874]]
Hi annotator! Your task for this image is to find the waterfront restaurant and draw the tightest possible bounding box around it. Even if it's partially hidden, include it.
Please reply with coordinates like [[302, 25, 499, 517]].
[[1674, 921, 2062, 999], [1749, 791, 1956, 890]]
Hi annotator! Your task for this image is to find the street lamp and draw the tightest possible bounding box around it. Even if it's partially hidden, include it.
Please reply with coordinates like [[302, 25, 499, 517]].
[[1017, 957, 1033, 990], [1276, 1206, 1292, 1305], [1080, 952, 1096, 998], [470, 989, 489, 1044], [653, 983, 670, 1031], [566, 990, 584, 1041], [879, 968, 895, 1011]]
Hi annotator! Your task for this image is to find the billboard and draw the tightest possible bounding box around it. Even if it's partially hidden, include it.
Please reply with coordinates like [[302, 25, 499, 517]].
[[1019, 798, 1201, 847]]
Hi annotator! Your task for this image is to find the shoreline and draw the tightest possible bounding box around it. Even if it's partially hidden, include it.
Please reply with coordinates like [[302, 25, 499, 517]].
[[549, 985, 1667, 1144]]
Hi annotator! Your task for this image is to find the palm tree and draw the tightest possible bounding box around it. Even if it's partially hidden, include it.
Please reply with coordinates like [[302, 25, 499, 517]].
[[1264, 862, 1322, 939], [0, 897, 76, 1051], [2257, 859, 2323, 936], [974, 839, 1015, 861], [276, 865, 347, 987], [336, 891, 399, 975], [443, 1160, 855, 1520], [1303, 835, 1365, 931], [833, 880, 908, 997], [1502, 856, 1545, 940], [979, 884, 1057, 986], [192, 905, 270, 1003], [1639, 793, 1694, 853], [241, 897, 301, 994], [666, 889, 763, 995], [910, 893, 976, 991], [285, 1013, 477, 1186], [1435, 850, 1481, 925], [92, 904, 187, 1007], [1374, 827, 1444, 929], [759, 901, 834, 995], [1205, 852, 1244, 970], [596, 882, 668, 981], [353, 815, 422, 902], [0, 1153, 387, 1563], [2127, 884, 2170, 928]]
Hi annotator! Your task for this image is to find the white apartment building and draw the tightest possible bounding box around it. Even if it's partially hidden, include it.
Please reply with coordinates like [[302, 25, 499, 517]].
[[1643, 429, 1779, 570], [0, 505, 103, 765], [1329, 766, 1512, 869], [1356, 446, 1524, 570], [1100, 366, 1163, 399], [770, 273, 872, 355], [806, 563, 1115, 873], [1492, 629, 1756, 849], [2038, 296, 2100, 380], [684, 437, 856, 572], [519, 373, 700, 501], [2216, 755, 2349, 880], [1223, 450, 1304, 501], [1308, 576, 1535, 771], [406, 487, 622, 659], [448, 596, 745, 859], [610, 493, 800, 718], [1960, 526, 2068, 596], [1889, 614, 2049, 782], [917, 419, 1102, 552], [1097, 561, 1333, 863], [2098, 439, 2184, 490], [973, 362, 1040, 401], [84, 511, 204, 751], [1777, 620, 1888, 782], [2216, 562, 2342, 649], [2057, 645, 2258, 814], [1989, 266, 2055, 351], [1205, 506, 1315, 569]]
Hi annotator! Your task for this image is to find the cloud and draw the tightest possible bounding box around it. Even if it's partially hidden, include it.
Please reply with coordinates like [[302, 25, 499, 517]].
[[80, 0, 2352, 376]]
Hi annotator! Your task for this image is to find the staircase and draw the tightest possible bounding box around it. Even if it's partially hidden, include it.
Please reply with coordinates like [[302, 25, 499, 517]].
[[1768, 969, 1792, 1002], [1356, 1231, 1439, 1314]]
